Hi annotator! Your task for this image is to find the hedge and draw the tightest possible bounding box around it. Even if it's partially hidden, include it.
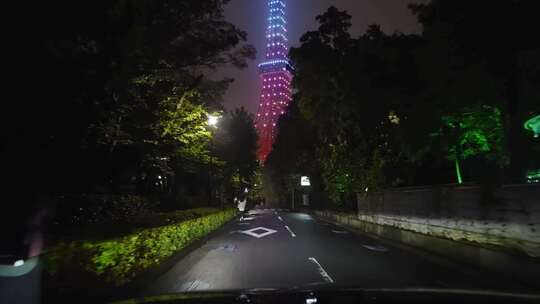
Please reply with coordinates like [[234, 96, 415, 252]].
[[45, 208, 237, 286]]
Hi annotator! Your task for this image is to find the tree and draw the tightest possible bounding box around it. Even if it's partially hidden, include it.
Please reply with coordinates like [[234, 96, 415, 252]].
[[4, 0, 255, 208], [214, 107, 259, 197], [84, 1, 255, 193], [287, 7, 423, 205], [410, 0, 540, 181], [265, 98, 319, 205], [431, 105, 507, 184]]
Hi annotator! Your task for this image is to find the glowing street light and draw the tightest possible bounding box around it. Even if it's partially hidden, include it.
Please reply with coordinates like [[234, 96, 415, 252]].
[[208, 114, 220, 128]]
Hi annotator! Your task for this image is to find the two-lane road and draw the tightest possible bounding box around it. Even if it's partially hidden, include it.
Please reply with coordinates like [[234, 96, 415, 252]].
[[143, 209, 524, 295]]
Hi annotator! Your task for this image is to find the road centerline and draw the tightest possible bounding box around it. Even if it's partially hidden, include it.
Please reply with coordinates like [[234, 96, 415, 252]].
[[308, 257, 334, 283], [284, 225, 296, 238]]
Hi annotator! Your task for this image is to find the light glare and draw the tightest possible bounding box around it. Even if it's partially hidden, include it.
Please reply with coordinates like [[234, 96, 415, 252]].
[[13, 260, 24, 267]]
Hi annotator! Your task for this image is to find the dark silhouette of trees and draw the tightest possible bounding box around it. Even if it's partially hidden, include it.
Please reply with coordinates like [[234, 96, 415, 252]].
[[214, 107, 260, 198], [267, 2, 540, 208], [4, 0, 257, 223]]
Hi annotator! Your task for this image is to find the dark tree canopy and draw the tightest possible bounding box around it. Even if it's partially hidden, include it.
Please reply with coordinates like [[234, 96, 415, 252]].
[[3, 1, 256, 227], [267, 2, 540, 208]]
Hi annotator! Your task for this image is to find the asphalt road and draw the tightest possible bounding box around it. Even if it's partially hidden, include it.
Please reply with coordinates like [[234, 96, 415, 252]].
[[143, 209, 525, 295]]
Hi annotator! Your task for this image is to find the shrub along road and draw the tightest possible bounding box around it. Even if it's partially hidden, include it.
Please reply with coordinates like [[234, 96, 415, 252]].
[[42, 208, 237, 301], [142, 209, 529, 296]]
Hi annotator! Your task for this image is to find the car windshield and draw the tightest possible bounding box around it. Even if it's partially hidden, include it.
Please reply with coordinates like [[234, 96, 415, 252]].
[[2, 1, 540, 303]]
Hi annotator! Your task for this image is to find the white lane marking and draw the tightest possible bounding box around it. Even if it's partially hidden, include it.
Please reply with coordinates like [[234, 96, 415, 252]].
[[308, 257, 334, 283], [239, 227, 277, 239], [180, 280, 210, 291], [362, 244, 388, 252], [284, 225, 296, 237], [277, 216, 284, 222], [331, 230, 348, 234]]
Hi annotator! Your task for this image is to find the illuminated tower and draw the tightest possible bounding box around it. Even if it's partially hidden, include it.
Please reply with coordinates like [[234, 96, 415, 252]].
[[255, 0, 293, 162]]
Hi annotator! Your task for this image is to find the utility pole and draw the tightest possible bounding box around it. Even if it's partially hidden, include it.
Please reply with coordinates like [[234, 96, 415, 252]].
[[292, 187, 295, 211], [207, 114, 220, 207]]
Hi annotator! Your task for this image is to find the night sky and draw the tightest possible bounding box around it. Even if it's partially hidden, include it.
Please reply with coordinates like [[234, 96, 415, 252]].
[[217, 0, 427, 113]]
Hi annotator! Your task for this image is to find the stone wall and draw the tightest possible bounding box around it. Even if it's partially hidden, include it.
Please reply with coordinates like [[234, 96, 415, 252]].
[[313, 209, 540, 288], [356, 184, 540, 257]]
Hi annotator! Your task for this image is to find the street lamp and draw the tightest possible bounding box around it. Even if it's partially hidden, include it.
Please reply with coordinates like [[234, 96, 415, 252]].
[[207, 114, 220, 207], [208, 114, 219, 128]]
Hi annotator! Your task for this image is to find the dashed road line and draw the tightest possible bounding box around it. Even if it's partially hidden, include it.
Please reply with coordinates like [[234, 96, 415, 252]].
[[284, 225, 296, 238], [362, 244, 389, 252], [277, 216, 284, 222], [180, 280, 210, 291], [308, 257, 334, 283]]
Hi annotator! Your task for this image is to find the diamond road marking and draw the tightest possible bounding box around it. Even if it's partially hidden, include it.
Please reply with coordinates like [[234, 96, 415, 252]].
[[239, 226, 278, 239]]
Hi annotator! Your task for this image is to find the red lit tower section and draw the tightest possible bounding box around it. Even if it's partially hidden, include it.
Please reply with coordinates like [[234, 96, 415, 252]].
[[255, 0, 293, 162]]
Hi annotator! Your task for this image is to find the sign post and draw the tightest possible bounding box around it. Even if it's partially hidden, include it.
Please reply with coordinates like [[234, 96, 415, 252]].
[[300, 176, 311, 206]]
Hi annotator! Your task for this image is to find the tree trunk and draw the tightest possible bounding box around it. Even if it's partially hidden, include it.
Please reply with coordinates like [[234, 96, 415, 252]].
[[503, 54, 524, 183], [455, 158, 463, 184]]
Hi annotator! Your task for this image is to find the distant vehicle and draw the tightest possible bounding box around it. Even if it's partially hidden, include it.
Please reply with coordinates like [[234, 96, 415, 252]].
[[112, 287, 540, 304]]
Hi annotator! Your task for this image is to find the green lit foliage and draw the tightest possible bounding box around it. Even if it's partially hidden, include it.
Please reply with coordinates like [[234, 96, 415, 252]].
[[431, 104, 507, 183], [157, 91, 213, 162], [45, 209, 237, 286], [524, 115, 540, 138], [320, 143, 386, 205], [320, 144, 351, 205], [410, 1, 540, 182]]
